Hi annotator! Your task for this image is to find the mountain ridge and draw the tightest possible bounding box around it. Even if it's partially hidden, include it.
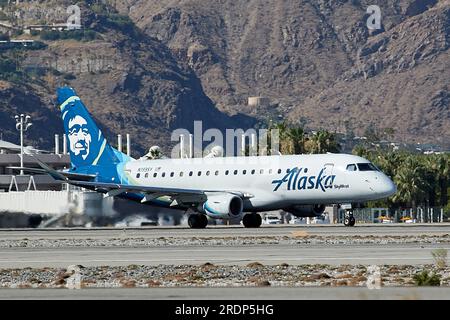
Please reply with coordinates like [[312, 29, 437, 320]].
[[0, 0, 448, 153]]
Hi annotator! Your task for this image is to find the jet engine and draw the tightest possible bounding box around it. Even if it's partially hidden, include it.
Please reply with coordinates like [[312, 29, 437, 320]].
[[200, 193, 244, 219], [284, 204, 326, 217]]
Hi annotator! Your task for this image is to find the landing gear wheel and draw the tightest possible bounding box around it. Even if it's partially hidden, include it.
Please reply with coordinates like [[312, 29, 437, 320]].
[[348, 216, 356, 226], [344, 210, 356, 227], [242, 213, 262, 228], [253, 214, 262, 228], [242, 214, 252, 228], [188, 214, 208, 229]]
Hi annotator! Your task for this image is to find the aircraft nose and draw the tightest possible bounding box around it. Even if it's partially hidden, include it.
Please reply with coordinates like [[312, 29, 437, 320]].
[[377, 175, 397, 197], [366, 174, 396, 198]]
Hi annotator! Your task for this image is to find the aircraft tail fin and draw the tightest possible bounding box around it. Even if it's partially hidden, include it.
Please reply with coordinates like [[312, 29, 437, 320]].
[[57, 87, 127, 170]]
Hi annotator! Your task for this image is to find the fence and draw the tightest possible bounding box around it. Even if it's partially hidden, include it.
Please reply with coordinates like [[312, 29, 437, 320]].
[[337, 207, 446, 224]]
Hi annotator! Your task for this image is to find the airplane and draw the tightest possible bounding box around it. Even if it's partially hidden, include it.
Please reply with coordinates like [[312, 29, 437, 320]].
[[23, 87, 397, 228]]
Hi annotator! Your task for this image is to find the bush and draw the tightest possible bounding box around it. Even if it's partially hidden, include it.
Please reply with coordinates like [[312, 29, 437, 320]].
[[51, 69, 62, 76], [413, 270, 441, 286], [60, 30, 82, 41], [0, 10, 8, 20], [444, 202, 450, 220], [40, 30, 60, 41], [90, 3, 109, 15], [0, 32, 9, 41], [0, 57, 17, 73], [63, 73, 76, 80], [82, 29, 97, 41], [0, 70, 24, 83], [40, 29, 97, 42], [104, 14, 140, 38], [0, 55, 28, 83], [432, 249, 448, 268], [106, 14, 134, 29], [11, 29, 23, 37], [27, 67, 46, 78], [29, 41, 47, 50]]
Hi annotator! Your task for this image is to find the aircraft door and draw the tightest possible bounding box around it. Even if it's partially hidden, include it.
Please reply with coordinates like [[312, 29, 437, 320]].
[[322, 163, 334, 175]]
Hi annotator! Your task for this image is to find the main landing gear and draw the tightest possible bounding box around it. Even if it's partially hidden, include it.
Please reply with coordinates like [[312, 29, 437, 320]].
[[188, 213, 208, 229], [242, 213, 262, 228], [344, 210, 356, 227]]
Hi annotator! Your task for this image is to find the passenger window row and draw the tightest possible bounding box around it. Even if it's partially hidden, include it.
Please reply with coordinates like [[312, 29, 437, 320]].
[[135, 168, 290, 179]]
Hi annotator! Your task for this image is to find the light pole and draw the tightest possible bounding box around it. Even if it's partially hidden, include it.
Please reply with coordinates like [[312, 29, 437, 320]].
[[15, 114, 32, 175]]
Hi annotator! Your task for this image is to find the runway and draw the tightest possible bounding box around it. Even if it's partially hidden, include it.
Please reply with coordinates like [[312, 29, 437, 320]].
[[0, 244, 448, 268], [1, 287, 450, 300], [0, 223, 449, 240]]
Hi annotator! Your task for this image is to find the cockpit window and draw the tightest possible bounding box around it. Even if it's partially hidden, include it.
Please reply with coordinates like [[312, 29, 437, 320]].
[[357, 163, 379, 171], [346, 164, 357, 171]]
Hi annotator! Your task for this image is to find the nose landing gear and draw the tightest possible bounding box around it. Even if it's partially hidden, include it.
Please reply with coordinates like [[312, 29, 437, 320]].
[[344, 210, 356, 227]]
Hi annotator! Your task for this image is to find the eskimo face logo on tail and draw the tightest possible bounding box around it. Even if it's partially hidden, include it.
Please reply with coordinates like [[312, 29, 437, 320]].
[[68, 115, 91, 160], [272, 167, 336, 192], [61, 95, 106, 167]]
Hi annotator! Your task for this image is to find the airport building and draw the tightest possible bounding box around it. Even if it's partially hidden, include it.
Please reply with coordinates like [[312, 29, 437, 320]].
[[248, 96, 270, 108], [0, 139, 70, 191]]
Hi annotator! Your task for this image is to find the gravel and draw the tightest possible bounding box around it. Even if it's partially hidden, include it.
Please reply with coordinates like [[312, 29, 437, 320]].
[[1, 234, 449, 248], [0, 264, 449, 288]]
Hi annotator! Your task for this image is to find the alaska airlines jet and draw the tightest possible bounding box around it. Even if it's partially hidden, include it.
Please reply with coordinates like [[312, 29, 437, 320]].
[[32, 87, 397, 228]]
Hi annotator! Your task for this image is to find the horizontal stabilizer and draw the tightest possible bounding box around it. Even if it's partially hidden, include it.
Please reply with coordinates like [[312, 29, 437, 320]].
[[7, 167, 47, 175], [7, 166, 96, 181]]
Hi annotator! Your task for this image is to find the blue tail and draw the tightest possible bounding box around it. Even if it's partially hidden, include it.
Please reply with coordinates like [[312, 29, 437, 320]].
[[57, 87, 130, 173]]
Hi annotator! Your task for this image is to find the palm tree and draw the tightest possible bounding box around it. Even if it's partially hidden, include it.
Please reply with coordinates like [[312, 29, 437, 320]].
[[420, 154, 450, 209], [374, 151, 405, 178], [437, 154, 450, 208], [352, 145, 371, 159], [275, 122, 289, 154], [392, 156, 429, 214], [427, 154, 450, 208], [266, 121, 289, 155], [422, 154, 440, 207], [308, 130, 341, 154], [287, 127, 305, 154]]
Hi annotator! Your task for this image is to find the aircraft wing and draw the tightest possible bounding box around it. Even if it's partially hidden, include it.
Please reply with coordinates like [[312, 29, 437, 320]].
[[30, 155, 246, 206], [65, 180, 251, 207], [69, 180, 203, 195], [68, 178, 215, 208]]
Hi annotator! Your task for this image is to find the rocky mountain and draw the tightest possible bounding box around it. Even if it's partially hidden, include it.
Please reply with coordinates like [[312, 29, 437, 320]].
[[0, 0, 253, 155], [120, 0, 449, 147], [0, 0, 449, 154]]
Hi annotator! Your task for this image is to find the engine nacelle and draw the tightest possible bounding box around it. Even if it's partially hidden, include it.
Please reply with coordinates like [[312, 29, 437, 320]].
[[284, 204, 326, 217], [200, 193, 244, 219]]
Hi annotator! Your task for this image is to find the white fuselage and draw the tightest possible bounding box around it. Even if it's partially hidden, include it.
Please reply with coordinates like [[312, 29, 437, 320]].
[[122, 153, 396, 212]]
